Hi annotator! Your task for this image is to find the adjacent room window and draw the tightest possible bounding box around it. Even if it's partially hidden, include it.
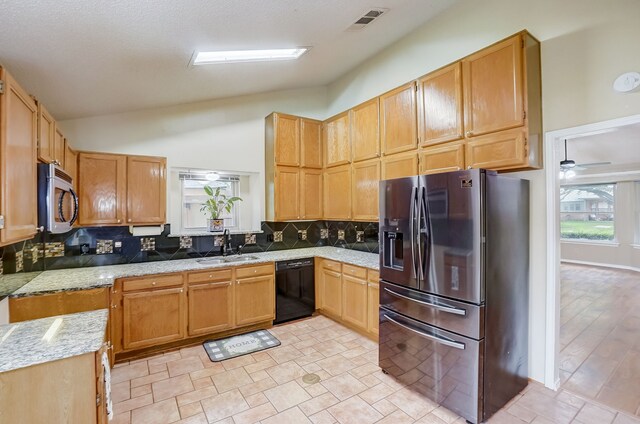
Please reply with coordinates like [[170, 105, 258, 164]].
[[560, 183, 615, 241], [180, 171, 240, 232]]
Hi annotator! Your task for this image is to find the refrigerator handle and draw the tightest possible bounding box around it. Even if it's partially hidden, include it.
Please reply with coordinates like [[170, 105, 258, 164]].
[[383, 313, 466, 350], [416, 186, 423, 281], [420, 186, 430, 280], [409, 187, 418, 278]]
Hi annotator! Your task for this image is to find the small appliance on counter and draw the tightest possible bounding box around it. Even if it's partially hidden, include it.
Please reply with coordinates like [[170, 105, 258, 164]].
[[378, 169, 529, 424], [274, 258, 315, 324], [37, 163, 78, 234]]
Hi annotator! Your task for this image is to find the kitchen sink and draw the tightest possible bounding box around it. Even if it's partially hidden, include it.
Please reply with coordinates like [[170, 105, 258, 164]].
[[196, 255, 258, 265]]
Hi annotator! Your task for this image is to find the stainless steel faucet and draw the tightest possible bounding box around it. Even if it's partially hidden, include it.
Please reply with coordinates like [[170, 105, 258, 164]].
[[222, 229, 231, 256]]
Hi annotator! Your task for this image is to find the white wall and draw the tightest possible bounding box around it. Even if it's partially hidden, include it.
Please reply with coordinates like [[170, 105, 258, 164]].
[[59, 86, 328, 222], [59, 0, 640, 384]]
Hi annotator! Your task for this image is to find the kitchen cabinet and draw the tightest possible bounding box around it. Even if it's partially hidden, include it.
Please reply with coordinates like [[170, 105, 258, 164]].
[[78, 152, 127, 226], [188, 269, 234, 336], [37, 103, 55, 163], [381, 150, 418, 180], [380, 81, 418, 155], [320, 264, 342, 319], [274, 166, 300, 220], [271, 113, 300, 167], [126, 155, 166, 225], [419, 141, 465, 175], [351, 158, 380, 221], [9, 288, 109, 323], [350, 98, 380, 162], [300, 168, 323, 219], [234, 264, 275, 326], [64, 143, 78, 185], [465, 127, 529, 171], [367, 270, 379, 337], [323, 164, 351, 220], [301, 118, 322, 168], [323, 111, 350, 167], [0, 67, 38, 246], [53, 126, 65, 168], [341, 265, 368, 331], [418, 62, 464, 146]]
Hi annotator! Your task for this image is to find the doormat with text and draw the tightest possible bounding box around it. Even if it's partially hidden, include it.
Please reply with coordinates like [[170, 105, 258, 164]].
[[203, 330, 281, 362]]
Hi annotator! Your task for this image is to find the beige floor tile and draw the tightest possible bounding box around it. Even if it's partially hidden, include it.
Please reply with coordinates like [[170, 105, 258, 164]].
[[231, 402, 277, 424], [249, 369, 270, 382], [359, 373, 381, 388], [348, 362, 379, 379], [167, 356, 205, 377], [309, 409, 337, 424], [487, 410, 529, 423], [111, 411, 131, 424], [614, 413, 640, 424], [514, 389, 579, 424], [243, 357, 277, 374], [112, 381, 131, 403], [261, 406, 312, 424], [316, 354, 356, 376], [327, 395, 383, 424], [387, 387, 437, 420], [112, 361, 149, 384], [267, 345, 304, 364], [148, 362, 168, 375], [245, 392, 269, 407], [264, 380, 312, 412], [175, 412, 208, 424], [358, 382, 396, 405], [221, 353, 256, 370], [238, 375, 278, 397], [180, 345, 205, 358], [372, 398, 397, 416], [130, 398, 180, 424], [211, 366, 253, 393], [189, 362, 226, 380], [574, 403, 617, 424], [201, 388, 249, 422], [146, 351, 181, 366], [299, 392, 340, 416], [414, 412, 448, 423], [192, 376, 213, 390], [113, 393, 154, 414], [130, 370, 169, 388], [131, 384, 152, 398], [176, 386, 217, 406], [321, 373, 368, 401], [179, 401, 203, 419], [375, 409, 414, 424], [266, 360, 307, 384], [305, 380, 329, 397], [151, 374, 194, 402]]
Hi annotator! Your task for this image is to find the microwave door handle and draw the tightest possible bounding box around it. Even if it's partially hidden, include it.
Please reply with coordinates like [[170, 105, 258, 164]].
[[409, 187, 418, 279], [69, 188, 79, 226], [58, 191, 68, 223]]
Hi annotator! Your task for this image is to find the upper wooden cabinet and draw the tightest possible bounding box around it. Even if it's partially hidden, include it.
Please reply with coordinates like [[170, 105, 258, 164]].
[[78, 152, 127, 226], [301, 118, 322, 168], [465, 128, 529, 170], [462, 34, 524, 138], [64, 143, 78, 185], [300, 168, 322, 220], [381, 151, 418, 180], [37, 103, 55, 163], [323, 111, 351, 167], [419, 142, 465, 175], [350, 98, 380, 162], [53, 126, 65, 168], [418, 62, 464, 146], [271, 113, 300, 166], [324, 164, 351, 220], [0, 67, 38, 246], [351, 159, 380, 221], [273, 166, 300, 221], [126, 155, 166, 225], [380, 82, 418, 156]]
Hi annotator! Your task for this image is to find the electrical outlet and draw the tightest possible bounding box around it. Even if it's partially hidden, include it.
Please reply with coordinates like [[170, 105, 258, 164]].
[[298, 230, 307, 241]]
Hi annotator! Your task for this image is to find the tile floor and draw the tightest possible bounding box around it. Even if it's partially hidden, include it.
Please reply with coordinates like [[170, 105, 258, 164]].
[[560, 264, 640, 416], [111, 314, 640, 424]]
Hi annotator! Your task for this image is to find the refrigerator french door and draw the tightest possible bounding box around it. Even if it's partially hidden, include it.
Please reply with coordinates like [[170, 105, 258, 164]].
[[378, 169, 529, 424]]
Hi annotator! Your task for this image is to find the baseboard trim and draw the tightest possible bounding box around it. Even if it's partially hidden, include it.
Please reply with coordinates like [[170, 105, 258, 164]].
[[561, 259, 640, 273]]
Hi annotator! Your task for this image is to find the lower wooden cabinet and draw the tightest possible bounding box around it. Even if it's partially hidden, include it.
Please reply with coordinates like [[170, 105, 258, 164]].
[[188, 281, 234, 336], [122, 287, 186, 350], [235, 273, 275, 326], [419, 141, 465, 175], [342, 274, 368, 331], [367, 271, 380, 337], [320, 265, 343, 319]]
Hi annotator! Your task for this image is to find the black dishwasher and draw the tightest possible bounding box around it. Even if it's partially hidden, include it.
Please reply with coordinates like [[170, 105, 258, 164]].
[[274, 258, 315, 324]]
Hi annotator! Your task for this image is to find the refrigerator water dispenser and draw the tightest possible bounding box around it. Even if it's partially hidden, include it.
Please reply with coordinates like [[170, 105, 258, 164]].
[[382, 231, 403, 270]]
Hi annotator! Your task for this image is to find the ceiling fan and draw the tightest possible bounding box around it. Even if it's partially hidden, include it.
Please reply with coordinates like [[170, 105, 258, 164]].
[[560, 140, 611, 179]]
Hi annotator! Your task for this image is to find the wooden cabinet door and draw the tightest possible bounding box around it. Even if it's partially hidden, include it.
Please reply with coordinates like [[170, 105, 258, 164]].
[[418, 62, 463, 146], [342, 275, 368, 330], [324, 112, 350, 167], [122, 287, 186, 350], [301, 118, 322, 168], [64, 144, 78, 186], [323, 164, 351, 220], [78, 152, 127, 226], [381, 151, 418, 180], [380, 82, 418, 155], [188, 281, 234, 336], [300, 168, 322, 220], [275, 166, 300, 220], [419, 142, 465, 175], [37, 104, 55, 163], [351, 159, 380, 221], [463, 34, 524, 137], [126, 155, 166, 225], [0, 68, 38, 246], [235, 274, 275, 326], [350, 98, 380, 162], [53, 126, 65, 168], [274, 113, 300, 166], [465, 128, 527, 171], [321, 268, 342, 319], [367, 270, 379, 337]]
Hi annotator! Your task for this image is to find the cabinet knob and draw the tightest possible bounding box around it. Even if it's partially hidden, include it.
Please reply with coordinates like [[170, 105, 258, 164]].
[[466, 131, 473, 137], [467, 166, 472, 170], [209, 275, 213, 278], [117, 219, 122, 223], [128, 219, 132, 223], [179, 289, 183, 293], [152, 281, 156, 285], [111, 304, 117, 309]]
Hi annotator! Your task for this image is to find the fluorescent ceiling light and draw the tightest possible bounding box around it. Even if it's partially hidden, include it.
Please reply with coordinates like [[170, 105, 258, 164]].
[[192, 48, 308, 65]]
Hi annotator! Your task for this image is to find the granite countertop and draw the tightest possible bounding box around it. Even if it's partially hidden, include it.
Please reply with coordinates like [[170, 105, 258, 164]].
[[10, 247, 379, 298], [0, 309, 108, 373], [0, 272, 42, 301]]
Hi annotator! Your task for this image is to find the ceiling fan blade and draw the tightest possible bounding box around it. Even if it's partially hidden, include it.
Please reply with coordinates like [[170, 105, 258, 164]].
[[577, 162, 612, 168]]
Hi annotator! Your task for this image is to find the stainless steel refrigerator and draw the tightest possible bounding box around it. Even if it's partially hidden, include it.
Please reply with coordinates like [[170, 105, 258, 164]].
[[378, 169, 529, 424]]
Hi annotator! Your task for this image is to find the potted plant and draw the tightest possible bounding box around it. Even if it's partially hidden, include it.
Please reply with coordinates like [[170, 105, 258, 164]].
[[200, 185, 242, 232]]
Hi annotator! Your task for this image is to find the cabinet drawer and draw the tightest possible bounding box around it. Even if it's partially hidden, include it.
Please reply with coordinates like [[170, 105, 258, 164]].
[[235, 263, 274, 279], [367, 270, 379, 284], [122, 274, 183, 292], [188, 268, 233, 285], [342, 264, 367, 279], [322, 260, 342, 272]]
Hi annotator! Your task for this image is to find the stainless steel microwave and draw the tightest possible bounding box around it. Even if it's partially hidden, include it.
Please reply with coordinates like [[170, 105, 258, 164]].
[[38, 163, 78, 233]]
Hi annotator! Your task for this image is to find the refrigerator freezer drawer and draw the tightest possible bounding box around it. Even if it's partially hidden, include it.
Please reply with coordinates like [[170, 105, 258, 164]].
[[380, 281, 484, 340], [379, 307, 483, 423]]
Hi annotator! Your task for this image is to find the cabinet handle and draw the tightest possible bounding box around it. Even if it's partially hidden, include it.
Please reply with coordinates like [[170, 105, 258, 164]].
[[111, 304, 117, 309], [117, 219, 122, 223], [467, 166, 472, 170]]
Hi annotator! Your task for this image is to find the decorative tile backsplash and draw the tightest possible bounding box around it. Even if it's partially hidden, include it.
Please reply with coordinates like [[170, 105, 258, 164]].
[[356, 231, 365, 243], [298, 230, 307, 241], [273, 231, 283, 242], [337, 230, 345, 240], [179, 236, 193, 249], [45, 242, 65, 258], [244, 234, 256, 245], [140, 237, 156, 252], [320, 228, 329, 239], [96, 239, 114, 254]]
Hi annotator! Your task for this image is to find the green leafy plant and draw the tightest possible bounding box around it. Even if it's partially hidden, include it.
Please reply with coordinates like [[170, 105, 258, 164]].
[[200, 185, 242, 220]]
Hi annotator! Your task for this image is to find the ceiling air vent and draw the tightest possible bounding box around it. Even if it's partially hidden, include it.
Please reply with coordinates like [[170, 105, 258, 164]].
[[347, 8, 389, 31]]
